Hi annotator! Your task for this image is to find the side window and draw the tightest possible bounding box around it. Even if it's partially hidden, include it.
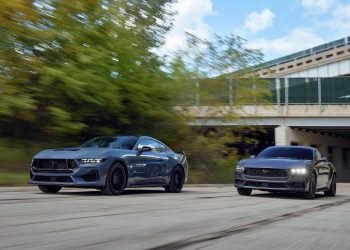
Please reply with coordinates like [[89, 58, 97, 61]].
[[137, 139, 167, 153], [137, 139, 157, 151], [155, 142, 167, 152], [315, 150, 321, 161]]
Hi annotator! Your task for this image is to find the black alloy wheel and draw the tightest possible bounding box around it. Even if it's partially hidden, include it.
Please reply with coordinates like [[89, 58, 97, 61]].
[[305, 173, 316, 199], [164, 166, 184, 193], [102, 163, 127, 195], [324, 175, 336, 197]]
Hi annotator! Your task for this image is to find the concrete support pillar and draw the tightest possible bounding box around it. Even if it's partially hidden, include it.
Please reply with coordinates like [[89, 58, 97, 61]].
[[275, 126, 291, 146], [345, 149, 350, 168], [317, 145, 328, 157], [332, 147, 343, 170]]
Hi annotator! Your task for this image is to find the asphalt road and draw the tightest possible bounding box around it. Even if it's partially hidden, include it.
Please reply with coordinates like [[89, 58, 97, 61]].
[[1, 184, 350, 250]]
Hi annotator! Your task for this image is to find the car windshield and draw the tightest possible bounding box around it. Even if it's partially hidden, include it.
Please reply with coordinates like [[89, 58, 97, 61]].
[[257, 147, 313, 160], [80, 136, 138, 150]]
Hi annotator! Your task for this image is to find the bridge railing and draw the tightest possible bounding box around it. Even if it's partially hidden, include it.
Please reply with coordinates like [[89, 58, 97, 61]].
[[178, 77, 350, 107]]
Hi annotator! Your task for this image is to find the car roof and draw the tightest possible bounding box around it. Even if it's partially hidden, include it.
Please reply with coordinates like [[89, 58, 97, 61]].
[[138, 136, 162, 143], [94, 135, 159, 141], [94, 135, 139, 138], [267, 146, 316, 150], [94, 135, 165, 145], [140, 136, 171, 146]]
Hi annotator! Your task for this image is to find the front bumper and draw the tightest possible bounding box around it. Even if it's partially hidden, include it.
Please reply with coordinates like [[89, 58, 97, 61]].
[[235, 171, 310, 192], [29, 160, 111, 187]]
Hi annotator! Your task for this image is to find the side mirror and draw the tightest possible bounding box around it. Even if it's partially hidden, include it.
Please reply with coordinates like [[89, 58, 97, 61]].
[[319, 157, 327, 162], [137, 146, 152, 153], [250, 155, 256, 159]]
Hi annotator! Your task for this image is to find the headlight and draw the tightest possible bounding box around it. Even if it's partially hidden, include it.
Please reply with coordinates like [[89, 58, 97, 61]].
[[236, 164, 245, 171], [291, 168, 307, 174], [80, 158, 105, 164]]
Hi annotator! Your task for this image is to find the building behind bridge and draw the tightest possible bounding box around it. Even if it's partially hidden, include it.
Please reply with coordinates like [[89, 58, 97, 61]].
[[183, 36, 350, 181]]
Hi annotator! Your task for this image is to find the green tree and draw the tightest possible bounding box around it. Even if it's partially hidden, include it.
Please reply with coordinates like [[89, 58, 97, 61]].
[[167, 33, 270, 183], [0, 0, 182, 143], [0, 1, 270, 184]]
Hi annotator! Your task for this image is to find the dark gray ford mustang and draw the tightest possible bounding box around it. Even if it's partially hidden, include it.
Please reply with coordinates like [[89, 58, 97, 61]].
[[235, 146, 336, 199], [30, 136, 188, 195]]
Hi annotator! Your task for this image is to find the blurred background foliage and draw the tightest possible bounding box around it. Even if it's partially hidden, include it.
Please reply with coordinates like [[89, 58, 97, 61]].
[[0, 0, 269, 185]]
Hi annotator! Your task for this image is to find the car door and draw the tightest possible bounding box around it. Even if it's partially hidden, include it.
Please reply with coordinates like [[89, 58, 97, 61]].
[[314, 150, 329, 189], [150, 141, 170, 184], [324, 161, 334, 187], [130, 139, 168, 185]]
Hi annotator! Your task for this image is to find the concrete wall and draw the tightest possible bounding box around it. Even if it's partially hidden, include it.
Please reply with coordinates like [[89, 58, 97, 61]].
[[275, 126, 350, 181], [284, 59, 350, 77]]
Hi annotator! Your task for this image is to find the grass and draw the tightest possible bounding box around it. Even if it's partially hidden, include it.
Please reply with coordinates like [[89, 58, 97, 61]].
[[0, 172, 29, 186], [0, 137, 46, 185]]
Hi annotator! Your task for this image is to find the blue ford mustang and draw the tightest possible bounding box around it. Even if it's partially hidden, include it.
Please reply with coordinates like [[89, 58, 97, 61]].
[[235, 146, 336, 199], [30, 136, 188, 195]]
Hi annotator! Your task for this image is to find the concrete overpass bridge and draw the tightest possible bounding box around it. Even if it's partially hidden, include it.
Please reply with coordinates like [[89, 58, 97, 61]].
[[182, 104, 350, 181], [180, 37, 350, 180]]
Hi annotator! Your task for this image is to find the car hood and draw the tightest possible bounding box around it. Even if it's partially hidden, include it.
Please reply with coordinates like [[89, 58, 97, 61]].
[[33, 147, 125, 159], [240, 158, 310, 169]]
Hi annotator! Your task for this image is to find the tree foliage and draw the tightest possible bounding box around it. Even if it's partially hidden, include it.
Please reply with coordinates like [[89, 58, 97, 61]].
[[167, 33, 270, 182], [0, 1, 270, 183], [0, 0, 181, 142], [170, 33, 271, 106]]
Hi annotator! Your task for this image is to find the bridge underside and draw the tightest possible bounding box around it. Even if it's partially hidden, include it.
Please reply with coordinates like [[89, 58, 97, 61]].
[[189, 107, 350, 181], [275, 126, 350, 181]]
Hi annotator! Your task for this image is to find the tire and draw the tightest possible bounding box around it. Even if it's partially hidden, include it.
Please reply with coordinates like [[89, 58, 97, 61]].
[[102, 163, 127, 195], [305, 173, 316, 199], [324, 175, 336, 197], [38, 185, 61, 194], [163, 186, 171, 192], [164, 166, 184, 193], [237, 188, 252, 196]]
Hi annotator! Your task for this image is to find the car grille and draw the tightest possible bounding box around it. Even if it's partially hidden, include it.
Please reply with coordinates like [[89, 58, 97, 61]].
[[32, 159, 78, 173], [244, 168, 288, 178], [33, 175, 73, 183], [245, 181, 286, 189]]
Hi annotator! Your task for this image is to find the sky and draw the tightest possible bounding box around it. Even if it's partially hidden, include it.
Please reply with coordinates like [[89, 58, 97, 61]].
[[162, 0, 350, 62]]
